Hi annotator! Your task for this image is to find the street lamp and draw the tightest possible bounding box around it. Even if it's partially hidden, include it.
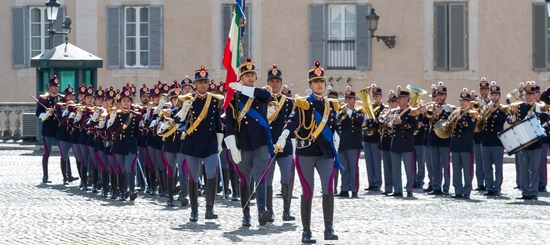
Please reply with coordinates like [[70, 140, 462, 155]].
[[365, 8, 396, 49], [45, 0, 71, 49]]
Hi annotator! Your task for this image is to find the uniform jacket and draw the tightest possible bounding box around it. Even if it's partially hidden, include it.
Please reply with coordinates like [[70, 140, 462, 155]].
[[450, 111, 477, 152], [390, 107, 418, 153], [35, 92, 62, 137], [269, 95, 295, 157], [338, 108, 364, 150], [481, 105, 507, 147], [111, 110, 142, 155]]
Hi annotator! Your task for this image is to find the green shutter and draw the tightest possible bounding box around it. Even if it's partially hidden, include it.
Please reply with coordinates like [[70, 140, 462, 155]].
[[12, 6, 28, 68], [52, 6, 65, 47], [106, 6, 123, 69], [434, 2, 448, 71], [149, 5, 163, 69], [533, 3, 548, 71], [309, 4, 326, 66], [448, 3, 467, 70], [356, 4, 371, 70]]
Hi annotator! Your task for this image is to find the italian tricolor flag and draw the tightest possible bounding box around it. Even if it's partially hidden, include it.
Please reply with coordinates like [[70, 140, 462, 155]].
[[222, 0, 246, 109]]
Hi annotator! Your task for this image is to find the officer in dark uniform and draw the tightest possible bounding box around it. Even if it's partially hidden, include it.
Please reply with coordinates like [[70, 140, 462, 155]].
[[36, 75, 63, 183], [480, 82, 507, 196], [265, 64, 296, 222], [55, 84, 78, 185], [177, 65, 224, 221], [336, 88, 364, 198], [413, 97, 427, 189], [389, 87, 419, 198], [225, 57, 273, 227], [428, 82, 452, 195], [76, 86, 95, 190], [110, 89, 142, 201], [450, 89, 477, 199], [422, 85, 437, 193], [147, 82, 171, 196], [275, 61, 341, 243], [380, 90, 398, 195], [96, 87, 115, 198], [474, 78, 490, 191], [535, 84, 549, 192], [363, 84, 384, 191], [508, 82, 548, 200]]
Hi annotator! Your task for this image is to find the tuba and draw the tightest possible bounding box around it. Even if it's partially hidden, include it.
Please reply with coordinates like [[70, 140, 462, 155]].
[[357, 86, 376, 136]]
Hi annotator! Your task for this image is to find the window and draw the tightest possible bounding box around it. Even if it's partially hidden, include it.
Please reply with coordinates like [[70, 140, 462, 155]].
[[107, 5, 163, 69], [221, 3, 251, 66], [533, 3, 550, 71], [11, 6, 65, 68], [124, 7, 149, 67], [434, 2, 468, 71], [309, 4, 370, 70], [327, 5, 356, 70]]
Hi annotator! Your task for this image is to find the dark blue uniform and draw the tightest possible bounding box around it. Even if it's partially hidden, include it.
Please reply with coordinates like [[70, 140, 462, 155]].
[[428, 107, 452, 193], [337, 107, 364, 194], [450, 110, 477, 197], [481, 104, 507, 194], [36, 92, 63, 183], [390, 107, 418, 195]]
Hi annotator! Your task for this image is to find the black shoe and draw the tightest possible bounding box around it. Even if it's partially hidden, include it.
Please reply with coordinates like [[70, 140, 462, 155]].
[[80, 184, 89, 191], [451, 194, 463, 199], [443, 191, 449, 195], [371, 187, 381, 191], [482, 191, 495, 196], [475, 186, 486, 191], [63, 180, 68, 185], [250, 193, 256, 201], [336, 191, 349, 197], [110, 191, 117, 199], [514, 186, 520, 189], [242, 215, 251, 227], [101, 189, 108, 198], [539, 186, 547, 192], [181, 197, 189, 207], [258, 211, 271, 226], [530, 195, 539, 201], [128, 192, 137, 201], [167, 198, 175, 207], [302, 229, 316, 243], [381, 191, 392, 196], [324, 227, 338, 240], [407, 191, 413, 198], [91, 185, 98, 193], [42, 176, 51, 184], [231, 193, 239, 201], [351, 192, 358, 198], [68, 176, 79, 182], [390, 192, 403, 197], [517, 195, 531, 200], [189, 210, 199, 222], [364, 187, 374, 191], [423, 186, 433, 192], [205, 207, 218, 219], [463, 195, 471, 199], [427, 190, 443, 195]]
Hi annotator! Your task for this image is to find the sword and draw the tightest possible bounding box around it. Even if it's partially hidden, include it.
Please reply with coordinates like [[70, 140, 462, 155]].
[[136, 159, 148, 185], [242, 152, 278, 211], [218, 153, 226, 199], [29, 93, 49, 110]]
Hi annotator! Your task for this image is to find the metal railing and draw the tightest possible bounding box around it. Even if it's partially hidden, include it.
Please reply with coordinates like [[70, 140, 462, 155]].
[[0, 102, 36, 141], [326, 40, 356, 70]]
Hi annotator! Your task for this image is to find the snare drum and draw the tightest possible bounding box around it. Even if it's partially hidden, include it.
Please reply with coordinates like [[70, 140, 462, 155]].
[[498, 115, 547, 155]]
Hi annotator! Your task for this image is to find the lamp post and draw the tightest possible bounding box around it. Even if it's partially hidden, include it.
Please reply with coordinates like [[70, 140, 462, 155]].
[[45, 0, 72, 49], [365, 8, 396, 49]]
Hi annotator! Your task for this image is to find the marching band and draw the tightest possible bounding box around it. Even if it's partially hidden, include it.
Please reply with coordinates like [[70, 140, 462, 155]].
[[36, 59, 550, 243]]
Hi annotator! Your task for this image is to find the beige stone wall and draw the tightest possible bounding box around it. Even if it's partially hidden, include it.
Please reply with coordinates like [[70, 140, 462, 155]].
[[1, 0, 549, 105]]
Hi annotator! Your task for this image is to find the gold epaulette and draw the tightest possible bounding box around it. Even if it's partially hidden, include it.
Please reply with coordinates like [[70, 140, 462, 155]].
[[39, 93, 50, 99], [328, 99, 340, 111], [294, 98, 310, 110], [409, 108, 419, 117]]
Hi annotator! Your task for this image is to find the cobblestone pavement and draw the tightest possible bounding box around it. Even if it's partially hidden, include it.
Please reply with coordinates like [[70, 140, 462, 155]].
[[2, 149, 550, 244]]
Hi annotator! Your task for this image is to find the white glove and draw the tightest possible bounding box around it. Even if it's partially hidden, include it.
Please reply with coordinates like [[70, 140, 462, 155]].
[[346, 109, 353, 117], [139, 120, 144, 128], [96, 120, 106, 129], [157, 121, 169, 135], [333, 132, 340, 152], [176, 100, 193, 120], [106, 111, 117, 129], [291, 138, 297, 155], [149, 119, 157, 129], [91, 110, 100, 122], [267, 105, 277, 119], [62, 108, 69, 118], [229, 83, 256, 98], [275, 129, 290, 153], [73, 112, 83, 123], [217, 133, 224, 153], [153, 97, 167, 115], [39, 108, 54, 122], [224, 135, 241, 164], [229, 82, 243, 92]]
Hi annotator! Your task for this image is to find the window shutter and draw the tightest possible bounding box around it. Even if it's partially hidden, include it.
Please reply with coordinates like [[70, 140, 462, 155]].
[[533, 3, 548, 71], [355, 4, 370, 70], [221, 4, 232, 67], [106, 6, 122, 69], [434, 3, 448, 71], [448, 3, 467, 70], [149, 5, 163, 69], [52, 6, 65, 47], [240, 4, 251, 63], [309, 4, 326, 66], [12, 6, 28, 68]]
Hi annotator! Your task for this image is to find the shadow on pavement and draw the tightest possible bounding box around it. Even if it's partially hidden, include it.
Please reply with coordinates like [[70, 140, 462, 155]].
[[172, 222, 222, 233], [221, 222, 298, 241], [506, 200, 550, 206]]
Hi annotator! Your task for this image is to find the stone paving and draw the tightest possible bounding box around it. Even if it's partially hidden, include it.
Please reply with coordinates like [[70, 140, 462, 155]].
[[2, 149, 550, 244]]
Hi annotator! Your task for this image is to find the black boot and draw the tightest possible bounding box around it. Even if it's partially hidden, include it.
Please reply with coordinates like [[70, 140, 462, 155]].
[[150, 169, 157, 195], [301, 196, 316, 243], [256, 182, 270, 226], [205, 178, 219, 219], [167, 177, 174, 207], [240, 184, 251, 227], [80, 166, 88, 190], [75, 161, 83, 182], [110, 173, 118, 199], [159, 171, 167, 197], [230, 169, 239, 201], [222, 168, 231, 197], [266, 186, 275, 222], [282, 184, 295, 221], [60, 157, 68, 185], [323, 195, 338, 240], [189, 182, 199, 222], [91, 168, 99, 193], [42, 156, 50, 183], [101, 171, 109, 198], [118, 173, 126, 201]]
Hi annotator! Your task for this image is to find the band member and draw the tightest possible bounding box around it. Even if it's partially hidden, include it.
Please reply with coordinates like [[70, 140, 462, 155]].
[[175, 66, 223, 221], [480, 82, 507, 196], [428, 82, 452, 195], [535, 84, 549, 192], [147, 82, 170, 196], [422, 85, 438, 193], [388, 87, 418, 198], [176, 77, 195, 206], [76, 86, 95, 190], [449, 89, 477, 199], [106, 88, 121, 199], [97, 87, 115, 198], [55, 84, 78, 185], [336, 87, 364, 198], [473, 78, 490, 191], [265, 64, 296, 222], [110, 89, 142, 201], [275, 61, 341, 243], [87, 87, 104, 193], [135, 84, 151, 193], [508, 82, 548, 200], [379, 91, 398, 195], [363, 84, 384, 191], [36, 75, 63, 184]]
